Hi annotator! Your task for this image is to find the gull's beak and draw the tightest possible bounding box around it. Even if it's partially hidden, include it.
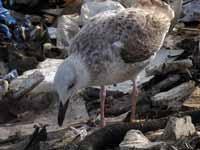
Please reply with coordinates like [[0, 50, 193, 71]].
[[58, 99, 70, 126]]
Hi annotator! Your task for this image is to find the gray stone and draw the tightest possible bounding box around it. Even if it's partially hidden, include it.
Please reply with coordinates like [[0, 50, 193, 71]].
[[120, 130, 169, 150], [162, 116, 196, 140], [22, 59, 63, 94], [9, 71, 45, 99], [80, 1, 125, 25], [120, 130, 149, 150]]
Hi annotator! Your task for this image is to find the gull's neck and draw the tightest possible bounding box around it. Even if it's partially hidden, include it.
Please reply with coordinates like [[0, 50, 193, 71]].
[[67, 54, 90, 89]]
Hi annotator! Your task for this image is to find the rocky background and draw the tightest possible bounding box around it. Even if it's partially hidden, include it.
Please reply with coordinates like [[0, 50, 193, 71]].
[[0, 0, 200, 150]]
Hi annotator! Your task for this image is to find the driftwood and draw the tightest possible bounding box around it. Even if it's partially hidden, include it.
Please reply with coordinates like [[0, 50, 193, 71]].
[[0, 109, 199, 150], [150, 74, 181, 95], [8, 71, 44, 99], [77, 110, 200, 150], [82, 87, 125, 101], [146, 59, 193, 76], [151, 81, 196, 107], [0, 121, 87, 150]]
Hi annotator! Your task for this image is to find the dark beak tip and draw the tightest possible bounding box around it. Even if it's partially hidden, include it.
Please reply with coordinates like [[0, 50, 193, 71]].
[[57, 103, 65, 126], [58, 117, 64, 127], [57, 100, 70, 127]]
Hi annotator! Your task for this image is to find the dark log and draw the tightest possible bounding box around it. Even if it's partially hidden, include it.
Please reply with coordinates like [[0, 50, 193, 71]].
[[150, 74, 181, 95], [146, 59, 193, 76], [151, 81, 196, 107], [82, 87, 125, 101]]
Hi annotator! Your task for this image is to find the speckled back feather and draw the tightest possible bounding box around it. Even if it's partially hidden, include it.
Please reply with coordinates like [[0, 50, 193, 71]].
[[68, 0, 174, 84]]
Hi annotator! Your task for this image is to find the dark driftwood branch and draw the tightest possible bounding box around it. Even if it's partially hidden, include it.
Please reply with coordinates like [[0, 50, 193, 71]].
[[151, 81, 196, 107], [146, 59, 193, 76], [150, 74, 181, 95], [0, 121, 87, 150]]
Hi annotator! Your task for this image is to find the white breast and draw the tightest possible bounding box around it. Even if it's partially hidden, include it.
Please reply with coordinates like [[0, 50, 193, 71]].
[[91, 57, 152, 86]]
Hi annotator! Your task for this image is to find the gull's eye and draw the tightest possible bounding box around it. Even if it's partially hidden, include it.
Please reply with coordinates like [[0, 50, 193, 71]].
[[68, 83, 74, 90]]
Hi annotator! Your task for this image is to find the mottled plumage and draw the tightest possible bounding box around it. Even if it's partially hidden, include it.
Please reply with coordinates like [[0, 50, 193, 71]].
[[54, 0, 175, 126], [68, 1, 174, 85]]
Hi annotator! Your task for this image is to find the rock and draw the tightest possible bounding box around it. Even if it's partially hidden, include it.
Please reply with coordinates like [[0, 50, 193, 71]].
[[80, 1, 125, 25], [120, 130, 169, 150], [162, 116, 196, 140], [22, 59, 63, 94], [0, 80, 9, 100], [57, 15, 80, 50], [8, 71, 45, 99], [120, 130, 150, 150]]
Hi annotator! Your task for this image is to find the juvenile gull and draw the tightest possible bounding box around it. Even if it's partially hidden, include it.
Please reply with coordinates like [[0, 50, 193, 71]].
[[54, 0, 174, 127]]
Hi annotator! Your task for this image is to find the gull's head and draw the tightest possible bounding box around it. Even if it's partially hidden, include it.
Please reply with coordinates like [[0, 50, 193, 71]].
[[54, 56, 89, 126]]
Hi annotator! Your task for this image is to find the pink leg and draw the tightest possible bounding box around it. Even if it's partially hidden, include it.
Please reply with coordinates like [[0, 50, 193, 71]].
[[100, 86, 106, 127], [130, 81, 138, 122]]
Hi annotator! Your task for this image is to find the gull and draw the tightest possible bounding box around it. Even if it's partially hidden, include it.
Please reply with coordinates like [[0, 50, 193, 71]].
[[54, 0, 174, 127]]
